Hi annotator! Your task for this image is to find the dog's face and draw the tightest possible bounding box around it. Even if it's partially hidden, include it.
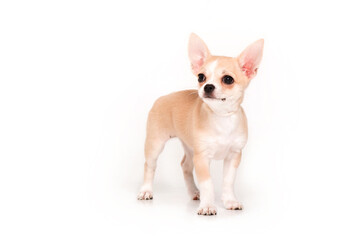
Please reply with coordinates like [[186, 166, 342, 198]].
[[188, 33, 264, 113]]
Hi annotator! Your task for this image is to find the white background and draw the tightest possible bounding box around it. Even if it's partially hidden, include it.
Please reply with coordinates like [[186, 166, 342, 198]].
[[1, 0, 359, 239]]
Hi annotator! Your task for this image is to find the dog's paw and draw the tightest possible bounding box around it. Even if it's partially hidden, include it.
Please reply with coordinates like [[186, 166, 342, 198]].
[[223, 200, 243, 210], [197, 204, 217, 215], [137, 191, 153, 200], [192, 191, 200, 200]]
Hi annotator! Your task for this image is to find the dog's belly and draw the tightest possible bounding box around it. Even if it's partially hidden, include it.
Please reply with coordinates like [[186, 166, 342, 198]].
[[204, 134, 247, 161]]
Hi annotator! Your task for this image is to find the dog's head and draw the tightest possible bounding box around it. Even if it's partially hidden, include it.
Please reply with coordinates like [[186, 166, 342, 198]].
[[188, 33, 264, 114]]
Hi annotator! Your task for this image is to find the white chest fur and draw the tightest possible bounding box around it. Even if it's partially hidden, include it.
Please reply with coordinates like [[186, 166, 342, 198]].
[[201, 110, 248, 161]]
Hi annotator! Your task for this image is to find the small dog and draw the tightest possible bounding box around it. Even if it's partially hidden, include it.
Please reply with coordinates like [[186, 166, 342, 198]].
[[137, 33, 264, 215]]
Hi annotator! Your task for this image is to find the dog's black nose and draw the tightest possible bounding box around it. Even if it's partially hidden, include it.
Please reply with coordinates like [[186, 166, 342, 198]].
[[204, 84, 215, 94]]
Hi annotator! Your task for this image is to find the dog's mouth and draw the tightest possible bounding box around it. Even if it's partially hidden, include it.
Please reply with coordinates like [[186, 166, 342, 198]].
[[203, 95, 226, 101]]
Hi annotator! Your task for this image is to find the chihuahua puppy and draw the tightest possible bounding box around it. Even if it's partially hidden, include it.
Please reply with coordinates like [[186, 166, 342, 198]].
[[137, 33, 264, 215]]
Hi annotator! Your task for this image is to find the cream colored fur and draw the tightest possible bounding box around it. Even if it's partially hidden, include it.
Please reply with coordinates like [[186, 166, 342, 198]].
[[137, 33, 264, 216]]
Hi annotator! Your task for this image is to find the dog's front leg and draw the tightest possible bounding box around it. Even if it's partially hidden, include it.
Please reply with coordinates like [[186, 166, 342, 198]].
[[194, 154, 217, 215], [222, 151, 243, 210]]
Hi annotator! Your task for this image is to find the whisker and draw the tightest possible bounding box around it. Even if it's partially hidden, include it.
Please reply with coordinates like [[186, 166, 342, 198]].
[[187, 91, 198, 96]]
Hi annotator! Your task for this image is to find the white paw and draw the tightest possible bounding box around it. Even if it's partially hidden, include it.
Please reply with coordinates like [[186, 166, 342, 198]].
[[197, 204, 217, 215], [192, 191, 200, 200], [223, 200, 243, 210], [137, 191, 153, 200]]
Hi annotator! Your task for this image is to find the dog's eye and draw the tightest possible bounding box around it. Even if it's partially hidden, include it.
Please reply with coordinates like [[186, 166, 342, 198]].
[[198, 73, 206, 83], [222, 75, 234, 85]]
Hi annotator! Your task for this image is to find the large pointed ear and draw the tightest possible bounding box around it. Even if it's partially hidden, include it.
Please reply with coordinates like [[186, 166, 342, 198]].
[[237, 39, 264, 81], [188, 33, 211, 75]]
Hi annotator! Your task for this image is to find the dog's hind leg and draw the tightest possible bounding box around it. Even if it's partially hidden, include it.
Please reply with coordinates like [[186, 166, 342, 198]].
[[137, 114, 169, 200], [181, 143, 200, 200]]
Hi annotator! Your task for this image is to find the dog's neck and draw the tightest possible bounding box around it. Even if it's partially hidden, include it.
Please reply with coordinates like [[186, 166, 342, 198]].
[[202, 98, 242, 117]]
